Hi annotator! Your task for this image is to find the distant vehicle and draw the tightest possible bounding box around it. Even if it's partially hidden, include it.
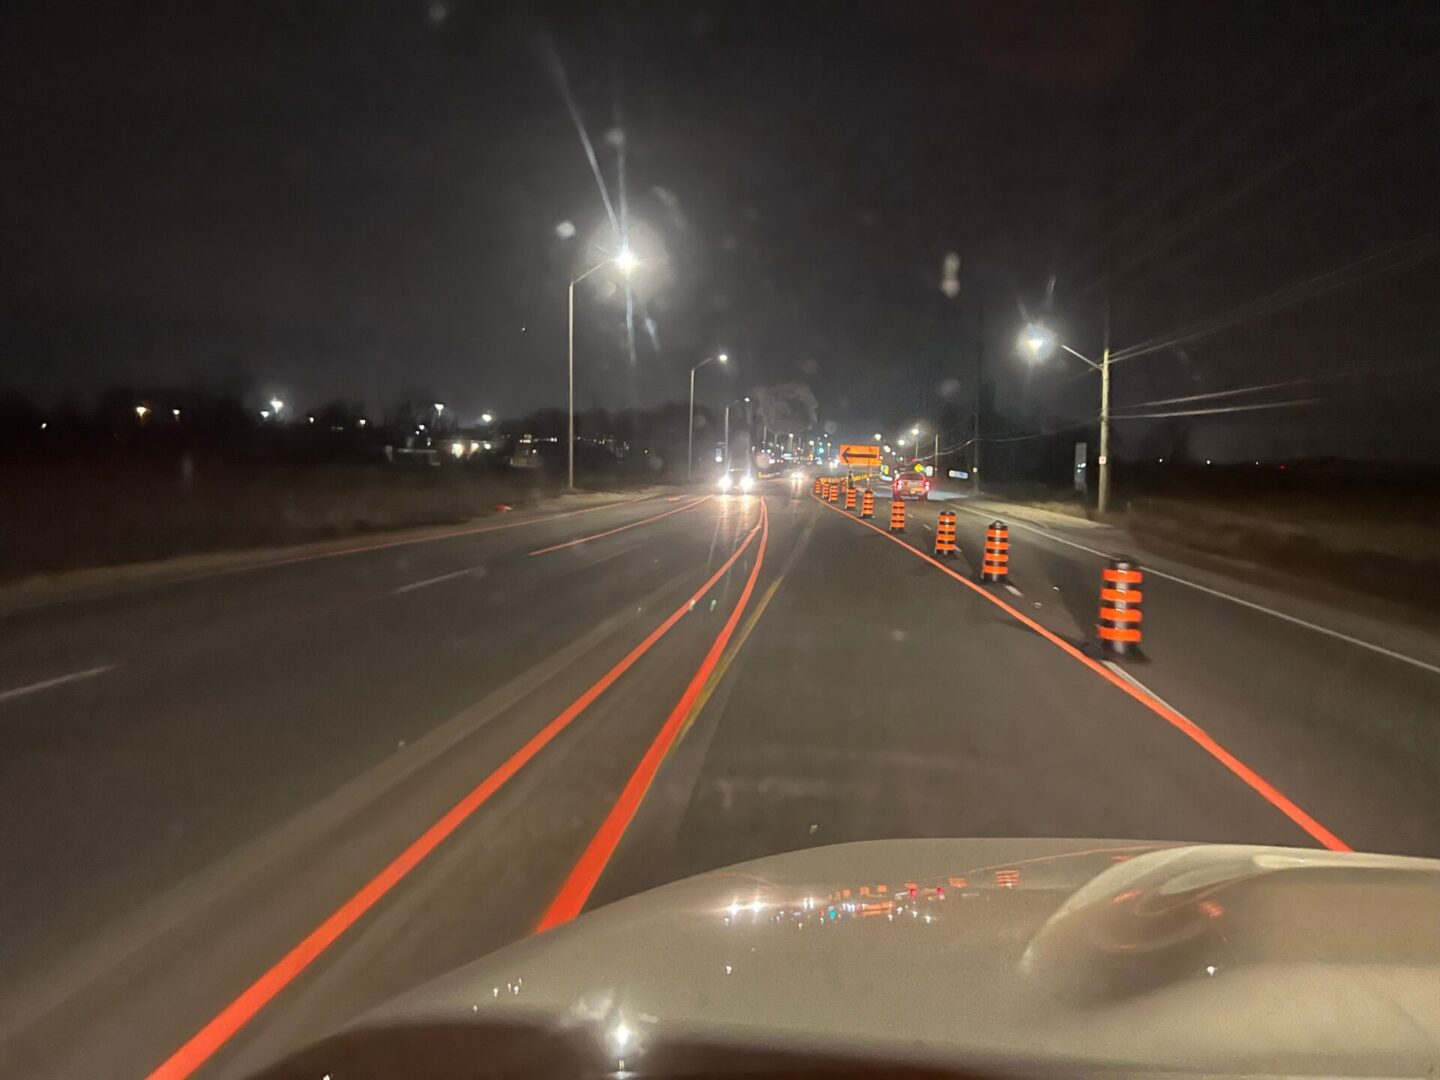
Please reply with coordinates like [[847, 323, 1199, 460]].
[[891, 472, 929, 500], [717, 467, 754, 493]]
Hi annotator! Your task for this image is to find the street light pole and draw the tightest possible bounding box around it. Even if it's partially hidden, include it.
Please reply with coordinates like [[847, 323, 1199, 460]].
[[567, 279, 575, 490], [1022, 327, 1113, 514], [566, 250, 636, 492], [688, 352, 727, 482], [1098, 343, 1112, 514]]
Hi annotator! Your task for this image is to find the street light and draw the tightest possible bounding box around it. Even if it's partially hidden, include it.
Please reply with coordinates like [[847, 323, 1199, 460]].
[[134, 404, 149, 421], [269, 398, 284, 417], [567, 247, 640, 491], [434, 402, 445, 416], [612, 245, 639, 275], [688, 351, 729, 482], [723, 396, 750, 470], [1020, 321, 1112, 513], [480, 411, 494, 424]]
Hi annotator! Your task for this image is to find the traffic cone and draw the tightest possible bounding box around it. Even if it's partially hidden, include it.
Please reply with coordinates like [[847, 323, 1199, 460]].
[[860, 490, 875, 518], [889, 497, 906, 533], [812, 477, 822, 496], [827, 479, 839, 503], [933, 509, 958, 558], [1098, 556, 1144, 657], [844, 485, 857, 510], [981, 521, 1009, 582]]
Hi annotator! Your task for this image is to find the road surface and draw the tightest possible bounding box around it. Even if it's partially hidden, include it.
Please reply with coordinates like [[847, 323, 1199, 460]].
[[1, 477, 1437, 1079]]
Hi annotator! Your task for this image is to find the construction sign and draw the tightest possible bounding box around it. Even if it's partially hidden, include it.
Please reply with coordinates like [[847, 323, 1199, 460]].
[[838, 443, 882, 467]]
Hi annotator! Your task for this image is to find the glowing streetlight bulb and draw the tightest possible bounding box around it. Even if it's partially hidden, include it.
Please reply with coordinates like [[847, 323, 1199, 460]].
[[480, 412, 494, 423], [269, 398, 284, 415], [134, 404, 149, 420], [717, 352, 729, 363], [613, 246, 639, 275]]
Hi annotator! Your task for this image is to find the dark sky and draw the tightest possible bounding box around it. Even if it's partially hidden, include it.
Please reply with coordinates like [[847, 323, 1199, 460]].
[[3, 1, 1438, 461]]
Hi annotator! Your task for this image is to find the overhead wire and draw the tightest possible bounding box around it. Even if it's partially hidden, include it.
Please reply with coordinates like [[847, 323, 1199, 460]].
[[1109, 231, 1440, 364]]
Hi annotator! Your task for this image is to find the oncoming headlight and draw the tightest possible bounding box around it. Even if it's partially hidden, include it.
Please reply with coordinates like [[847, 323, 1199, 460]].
[[718, 473, 732, 491], [740, 474, 754, 492]]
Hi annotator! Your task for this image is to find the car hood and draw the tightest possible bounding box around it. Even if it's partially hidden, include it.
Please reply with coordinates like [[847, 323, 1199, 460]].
[[256, 838, 1440, 1078]]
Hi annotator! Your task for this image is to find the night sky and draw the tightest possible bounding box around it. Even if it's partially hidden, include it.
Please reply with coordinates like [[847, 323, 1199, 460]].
[[4, 1, 1438, 462]]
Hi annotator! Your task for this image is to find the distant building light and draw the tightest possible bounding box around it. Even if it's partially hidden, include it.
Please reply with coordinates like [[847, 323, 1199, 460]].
[[358, 418, 368, 427], [260, 410, 271, 419], [172, 408, 181, 419], [40, 421, 48, 430], [308, 415, 315, 424]]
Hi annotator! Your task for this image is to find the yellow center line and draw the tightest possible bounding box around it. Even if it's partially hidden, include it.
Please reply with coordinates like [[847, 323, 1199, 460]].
[[676, 571, 786, 743]]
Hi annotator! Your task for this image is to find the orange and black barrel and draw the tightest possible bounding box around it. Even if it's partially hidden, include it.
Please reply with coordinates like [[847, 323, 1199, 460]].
[[889, 497, 906, 533], [981, 521, 1009, 582], [844, 485, 857, 510], [860, 490, 875, 518], [1098, 556, 1144, 657], [812, 477, 822, 496], [933, 509, 958, 558]]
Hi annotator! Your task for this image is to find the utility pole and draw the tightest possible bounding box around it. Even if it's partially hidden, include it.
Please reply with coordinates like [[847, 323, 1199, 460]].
[[973, 296, 984, 493], [567, 280, 575, 491], [687, 366, 697, 481], [1098, 286, 1113, 515]]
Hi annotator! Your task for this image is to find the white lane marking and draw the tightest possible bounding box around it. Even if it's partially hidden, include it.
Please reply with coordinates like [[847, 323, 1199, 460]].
[[1104, 661, 1186, 714], [1004, 584, 1024, 597], [922, 523, 933, 531], [948, 502, 1440, 678], [390, 565, 487, 595], [0, 664, 115, 704]]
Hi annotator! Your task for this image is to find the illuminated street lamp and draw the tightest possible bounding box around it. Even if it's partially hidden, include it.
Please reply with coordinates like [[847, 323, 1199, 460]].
[[269, 398, 284, 417], [612, 245, 640, 275], [480, 411, 494, 424], [1020, 321, 1112, 513], [134, 404, 149, 421], [567, 245, 641, 490], [689, 351, 729, 481], [434, 402, 445, 416]]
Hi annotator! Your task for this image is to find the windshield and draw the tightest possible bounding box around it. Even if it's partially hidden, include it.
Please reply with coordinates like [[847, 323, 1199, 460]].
[[2, 3, 1438, 1079]]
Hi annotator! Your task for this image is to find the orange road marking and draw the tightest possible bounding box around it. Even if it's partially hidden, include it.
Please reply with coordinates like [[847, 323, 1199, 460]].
[[810, 493, 1351, 853], [144, 514, 761, 1080], [528, 496, 711, 556], [535, 499, 771, 930]]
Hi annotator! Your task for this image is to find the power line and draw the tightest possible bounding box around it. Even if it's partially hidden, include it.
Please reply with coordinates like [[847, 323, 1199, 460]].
[[1108, 361, 1431, 414], [1109, 231, 1440, 364], [1110, 397, 1323, 421]]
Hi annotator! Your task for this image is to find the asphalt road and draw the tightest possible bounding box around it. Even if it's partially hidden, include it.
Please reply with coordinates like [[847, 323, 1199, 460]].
[[1, 477, 1437, 1079]]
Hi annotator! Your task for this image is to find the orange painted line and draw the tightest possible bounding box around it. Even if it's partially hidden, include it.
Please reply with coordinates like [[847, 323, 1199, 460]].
[[144, 515, 763, 1080], [810, 493, 1351, 853], [528, 496, 711, 556], [535, 499, 771, 931]]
